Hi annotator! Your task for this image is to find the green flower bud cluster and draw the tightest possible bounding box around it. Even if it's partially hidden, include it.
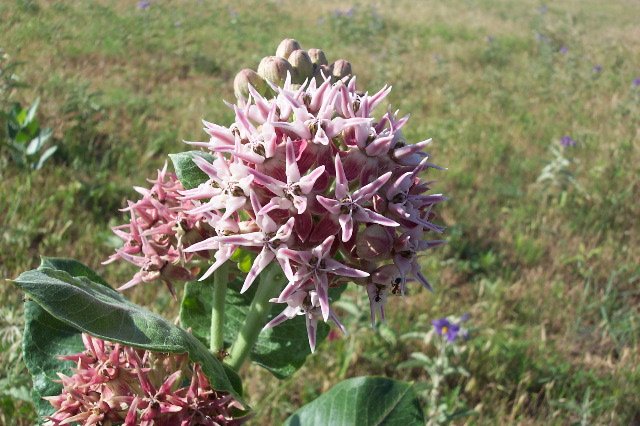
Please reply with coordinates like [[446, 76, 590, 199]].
[[233, 38, 353, 100]]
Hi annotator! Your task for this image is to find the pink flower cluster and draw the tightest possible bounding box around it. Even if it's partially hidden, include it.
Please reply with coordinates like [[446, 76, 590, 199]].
[[109, 73, 445, 351], [44, 334, 247, 426], [104, 164, 213, 297]]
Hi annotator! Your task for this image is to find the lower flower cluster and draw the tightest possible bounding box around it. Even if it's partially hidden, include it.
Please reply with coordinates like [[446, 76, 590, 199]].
[[44, 334, 247, 426]]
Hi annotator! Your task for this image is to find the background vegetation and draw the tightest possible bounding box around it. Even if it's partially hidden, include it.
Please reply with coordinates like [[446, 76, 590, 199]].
[[1, 0, 638, 424]]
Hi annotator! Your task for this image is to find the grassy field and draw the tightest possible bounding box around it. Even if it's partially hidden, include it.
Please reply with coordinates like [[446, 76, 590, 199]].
[[1, 0, 639, 424]]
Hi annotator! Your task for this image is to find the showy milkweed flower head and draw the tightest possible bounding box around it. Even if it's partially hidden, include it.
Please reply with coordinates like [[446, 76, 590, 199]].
[[108, 47, 447, 351], [44, 334, 247, 426]]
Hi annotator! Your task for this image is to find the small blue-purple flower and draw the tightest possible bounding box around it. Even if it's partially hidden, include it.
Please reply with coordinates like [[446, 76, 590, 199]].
[[137, 0, 151, 10], [592, 65, 602, 73], [559, 46, 568, 55], [560, 135, 577, 147], [633, 77, 640, 87], [432, 317, 464, 343]]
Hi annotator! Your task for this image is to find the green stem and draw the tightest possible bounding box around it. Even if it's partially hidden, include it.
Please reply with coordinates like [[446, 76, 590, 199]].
[[225, 263, 285, 371], [210, 262, 229, 354]]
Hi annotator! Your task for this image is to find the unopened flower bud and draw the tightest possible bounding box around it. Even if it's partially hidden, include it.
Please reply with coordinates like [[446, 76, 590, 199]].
[[258, 56, 294, 86], [288, 49, 314, 84], [332, 59, 352, 80], [275, 38, 301, 59], [357, 224, 393, 260], [308, 48, 328, 66], [233, 68, 269, 100]]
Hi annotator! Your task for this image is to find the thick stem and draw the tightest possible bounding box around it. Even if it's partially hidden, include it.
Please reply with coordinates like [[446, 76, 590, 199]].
[[210, 262, 229, 354], [225, 263, 285, 371]]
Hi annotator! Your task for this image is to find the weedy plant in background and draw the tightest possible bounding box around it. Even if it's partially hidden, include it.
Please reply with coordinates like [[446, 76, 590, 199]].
[[1, 49, 57, 172], [399, 315, 473, 425], [4, 98, 57, 170], [536, 136, 586, 204], [13, 39, 449, 425]]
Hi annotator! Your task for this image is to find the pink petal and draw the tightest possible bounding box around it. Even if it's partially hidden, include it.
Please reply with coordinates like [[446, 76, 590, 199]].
[[323, 258, 370, 278], [353, 171, 392, 201], [285, 139, 301, 183], [353, 208, 400, 227], [315, 273, 330, 321], [316, 195, 341, 215], [298, 165, 326, 194], [241, 248, 275, 293], [306, 315, 318, 352], [334, 155, 349, 199], [338, 213, 354, 242]]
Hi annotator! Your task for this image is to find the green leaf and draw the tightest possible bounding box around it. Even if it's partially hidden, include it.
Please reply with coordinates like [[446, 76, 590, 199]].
[[39, 257, 109, 286], [24, 97, 40, 126], [22, 301, 85, 419], [22, 259, 109, 418], [35, 145, 57, 170], [169, 150, 215, 189], [14, 266, 244, 405], [180, 277, 344, 379], [284, 377, 425, 426]]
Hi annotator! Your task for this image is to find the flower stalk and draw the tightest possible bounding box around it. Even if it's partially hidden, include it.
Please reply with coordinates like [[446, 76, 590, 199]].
[[210, 261, 229, 354], [225, 263, 285, 370]]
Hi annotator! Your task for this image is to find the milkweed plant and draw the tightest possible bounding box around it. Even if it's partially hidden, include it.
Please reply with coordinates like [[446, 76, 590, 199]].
[[13, 39, 451, 425]]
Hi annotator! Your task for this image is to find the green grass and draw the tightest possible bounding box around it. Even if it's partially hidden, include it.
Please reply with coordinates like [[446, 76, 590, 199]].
[[1, 0, 639, 424]]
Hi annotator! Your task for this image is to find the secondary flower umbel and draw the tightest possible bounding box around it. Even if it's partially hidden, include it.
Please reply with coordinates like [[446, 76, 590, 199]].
[[43, 334, 247, 426]]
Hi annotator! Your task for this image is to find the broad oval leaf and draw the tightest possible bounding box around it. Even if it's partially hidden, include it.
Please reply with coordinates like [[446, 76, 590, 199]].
[[22, 259, 116, 418], [169, 150, 215, 189], [22, 300, 86, 419], [284, 376, 424, 426], [39, 257, 110, 286], [180, 277, 344, 379], [14, 265, 244, 405]]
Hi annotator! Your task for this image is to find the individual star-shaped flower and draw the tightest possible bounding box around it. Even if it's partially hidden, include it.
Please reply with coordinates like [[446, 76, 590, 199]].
[[249, 139, 325, 215], [316, 154, 399, 242], [207, 191, 295, 293], [386, 158, 446, 233], [180, 154, 253, 220], [264, 289, 346, 352], [393, 227, 445, 294], [182, 214, 241, 281], [277, 235, 369, 321]]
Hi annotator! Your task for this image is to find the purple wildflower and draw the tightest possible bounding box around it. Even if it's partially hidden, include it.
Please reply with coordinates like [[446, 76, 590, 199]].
[[559, 46, 568, 55], [560, 135, 577, 147], [592, 64, 602, 73], [432, 317, 467, 343], [137, 0, 150, 10], [633, 77, 640, 87]]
